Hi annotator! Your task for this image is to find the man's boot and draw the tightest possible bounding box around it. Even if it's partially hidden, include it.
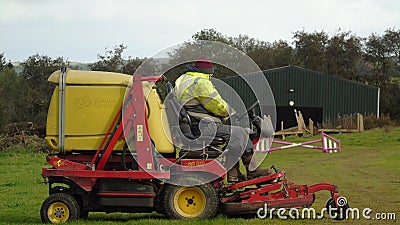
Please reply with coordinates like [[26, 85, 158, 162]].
[[227, 162, 239, 183], [242, 154, 272, 180]]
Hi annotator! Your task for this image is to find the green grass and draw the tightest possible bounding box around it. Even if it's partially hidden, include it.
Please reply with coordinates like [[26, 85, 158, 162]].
[[0, 128, 399, 224]]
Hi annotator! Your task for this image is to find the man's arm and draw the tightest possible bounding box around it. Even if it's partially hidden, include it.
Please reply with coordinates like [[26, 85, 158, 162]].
[[195, 79, 229, 117]]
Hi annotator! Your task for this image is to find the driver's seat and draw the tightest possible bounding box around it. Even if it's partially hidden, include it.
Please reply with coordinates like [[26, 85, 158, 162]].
[[164, 82, 226, 159]]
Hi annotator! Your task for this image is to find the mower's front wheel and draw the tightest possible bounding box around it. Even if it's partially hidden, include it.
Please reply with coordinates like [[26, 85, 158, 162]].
[[326, 196, 349, 220], [162, 174, 219, 219], [40, 193, 80, 223]]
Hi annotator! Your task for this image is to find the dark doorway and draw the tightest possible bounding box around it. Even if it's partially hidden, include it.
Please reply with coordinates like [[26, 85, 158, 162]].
[[276, 106, 323, 130]]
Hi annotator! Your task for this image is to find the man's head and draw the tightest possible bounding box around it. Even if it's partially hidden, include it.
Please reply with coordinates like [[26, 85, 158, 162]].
[[194, 56, 214, 74]]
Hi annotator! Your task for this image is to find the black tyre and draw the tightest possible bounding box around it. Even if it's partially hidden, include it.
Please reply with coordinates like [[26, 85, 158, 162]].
[[162, 174, 219, 219], [326, 196, 349, 220], [155, 185, 166, 215], [40, 193, 80, 223]]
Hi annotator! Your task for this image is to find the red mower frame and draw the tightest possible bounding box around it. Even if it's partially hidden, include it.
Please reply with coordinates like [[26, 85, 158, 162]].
[[42, 74, 348, 219]]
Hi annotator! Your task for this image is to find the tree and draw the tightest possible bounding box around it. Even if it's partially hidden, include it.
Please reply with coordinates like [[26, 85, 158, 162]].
[[362, 29, 400, 120], [192, 29, 293, 71], [90, 44, 126, 72], [164, 34, 240, 80], [383, 28, 400, 64], [192, 28, 229, 43], [180, 29, 285, 75], [227, 34, 260, 53], [0, 66, 27, 131], [271, 40, 294, 68], [0, 53, 6, 72], [363, 33, 394, 87], [293, 30, 329, 73], [20, 54, 67, 128], [246, 43, 274, 70], [122, 57, 145, 75], [325, 30, 363, 79], [89, 44, 144, 75], [383, 28, 400, 78], [380, 82, 400, 121]]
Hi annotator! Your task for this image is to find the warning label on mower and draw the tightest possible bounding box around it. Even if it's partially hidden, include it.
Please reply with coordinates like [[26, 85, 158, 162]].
[[137, 125, 143, 141]]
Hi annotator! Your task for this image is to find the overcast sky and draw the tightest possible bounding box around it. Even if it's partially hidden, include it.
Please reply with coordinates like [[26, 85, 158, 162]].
[[1, 0, 399, 63]]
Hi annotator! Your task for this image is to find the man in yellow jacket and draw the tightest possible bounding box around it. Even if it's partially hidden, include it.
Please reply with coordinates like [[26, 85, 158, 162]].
[[175, 56, 270, 182]]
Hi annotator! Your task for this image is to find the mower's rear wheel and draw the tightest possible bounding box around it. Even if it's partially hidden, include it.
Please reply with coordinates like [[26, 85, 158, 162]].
[[326, 196, 349, 220], [162, 174, 219, 219], [40, 193, 80, 223]]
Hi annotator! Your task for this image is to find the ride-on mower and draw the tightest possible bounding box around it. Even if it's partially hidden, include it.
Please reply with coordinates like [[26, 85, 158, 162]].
[[40, 68, 349, 223]]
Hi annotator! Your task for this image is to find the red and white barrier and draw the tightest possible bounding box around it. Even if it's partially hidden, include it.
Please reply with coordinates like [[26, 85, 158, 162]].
[[255, 131, 341, 153]]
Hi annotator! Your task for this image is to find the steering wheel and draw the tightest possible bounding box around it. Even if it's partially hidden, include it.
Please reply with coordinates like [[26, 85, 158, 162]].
[[235, 100, 260, 120]]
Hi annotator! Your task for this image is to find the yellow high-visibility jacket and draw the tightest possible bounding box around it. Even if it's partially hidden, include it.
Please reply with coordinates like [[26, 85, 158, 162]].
[[175, 72, 229, 118]]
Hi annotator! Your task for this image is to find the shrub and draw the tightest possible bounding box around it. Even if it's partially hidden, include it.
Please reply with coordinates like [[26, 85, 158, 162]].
[[363, 114, 394, 130], [0, 134, 49, 153]]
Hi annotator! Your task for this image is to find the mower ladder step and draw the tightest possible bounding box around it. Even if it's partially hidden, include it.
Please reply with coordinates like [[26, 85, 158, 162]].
[[224, 171, 285, 191]]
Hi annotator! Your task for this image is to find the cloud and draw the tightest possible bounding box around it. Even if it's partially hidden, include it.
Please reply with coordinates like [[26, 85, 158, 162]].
[[0, 0, 399, 62]]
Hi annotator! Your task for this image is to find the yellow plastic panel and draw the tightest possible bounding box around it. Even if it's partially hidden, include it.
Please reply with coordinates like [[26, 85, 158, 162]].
[[48, 70, 132, 85], [64, 85, 125, 135], [45, 136, 125, 151], [46, 88, 59, 136], [46, 85, 126, 151], [47, 86, 125, 135], [46, 70, 130, 152], [46, 69, 174, 153], [143, 83, 174, 153]]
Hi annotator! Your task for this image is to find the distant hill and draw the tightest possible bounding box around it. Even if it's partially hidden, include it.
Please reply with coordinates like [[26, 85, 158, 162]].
[[11, 62, 23, 74], [69, 62, 91, 71], [11, 62, 92, 74]]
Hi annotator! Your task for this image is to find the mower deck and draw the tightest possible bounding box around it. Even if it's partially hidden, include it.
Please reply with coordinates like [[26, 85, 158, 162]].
[[220, 170, 339, 214]]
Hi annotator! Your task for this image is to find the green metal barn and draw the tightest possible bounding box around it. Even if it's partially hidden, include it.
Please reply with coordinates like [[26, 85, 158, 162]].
[[220, 65, 379, 129]]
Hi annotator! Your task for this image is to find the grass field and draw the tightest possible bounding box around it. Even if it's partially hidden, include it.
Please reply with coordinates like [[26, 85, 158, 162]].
[[0, 127, 399, 224]]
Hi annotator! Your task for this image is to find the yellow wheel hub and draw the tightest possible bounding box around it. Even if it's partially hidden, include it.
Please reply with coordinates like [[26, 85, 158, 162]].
[[173, 187, 206, 218], [47, 202, 70, 223]]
